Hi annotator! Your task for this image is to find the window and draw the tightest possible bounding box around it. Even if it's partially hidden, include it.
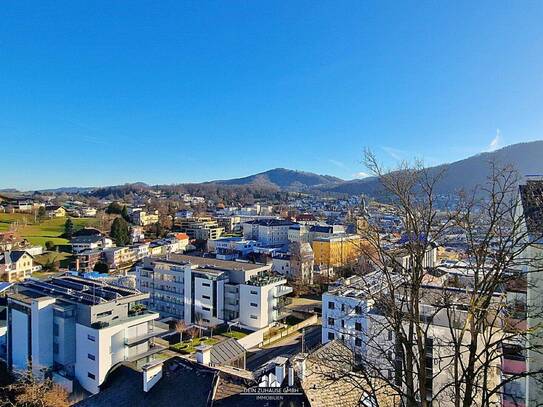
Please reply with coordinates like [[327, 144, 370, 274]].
[[250, 302, 258, 307], [250, 290, 258, 295], [203, 319, 210, 323], [53, 323, 59, 336], [97, 310, 112, 318], [328, 301, 335, 310], [202, 282, 210, 287], [250, 315, 258, 319], [202, 306, 210, 311], [355, 305, 362, 313], [87, 372, 95, 380], [88, 353, 95, 361], [328, 332, 335, 340], [341, 304, 345, 312], [202, 295, 210, 300], [388, 330, 393, 341], [341, 320, 345, 328], [87, 334, 96, 342], [355, 338, 362, 347], [327, 317, 335, 326], [53, 343, 59, 354], [355, 322, 362, 331]]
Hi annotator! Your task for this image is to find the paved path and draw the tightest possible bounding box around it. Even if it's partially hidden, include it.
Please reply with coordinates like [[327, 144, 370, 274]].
[[246, 325, 321, 371]]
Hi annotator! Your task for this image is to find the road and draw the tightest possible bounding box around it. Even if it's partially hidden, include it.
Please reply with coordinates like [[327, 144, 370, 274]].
[[246, 325, 321, 371]]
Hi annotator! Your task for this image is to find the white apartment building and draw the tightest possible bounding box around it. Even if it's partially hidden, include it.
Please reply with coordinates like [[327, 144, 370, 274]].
[[322, 272, 503, 407], [136, 254, 293, 330], [71, 235, 113, 254], [208, 237, 258, 260], [6, 276, 167, 394], [243, 219, 296, 246], [517, 179, 543, 406]]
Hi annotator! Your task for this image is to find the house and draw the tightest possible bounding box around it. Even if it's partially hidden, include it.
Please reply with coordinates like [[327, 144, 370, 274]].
[[71, 235, 113, 254], [272, 242, 314, 284], [131, 209, 159, 226], [176, 217, 224, 240], [6, 276, 169, 395], [103, 246, 137, 271], [0, 251, 36, 282], [72, 249, 103, 272], [45, 205, 67, 218]]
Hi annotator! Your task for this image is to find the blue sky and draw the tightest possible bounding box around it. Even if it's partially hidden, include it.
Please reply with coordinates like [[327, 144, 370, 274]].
[[1, 1, 542, 190]]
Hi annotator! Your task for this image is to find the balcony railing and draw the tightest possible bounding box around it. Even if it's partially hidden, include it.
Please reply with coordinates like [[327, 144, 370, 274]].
[[502, 357, 526, 375], [273, 286, 293, 298]]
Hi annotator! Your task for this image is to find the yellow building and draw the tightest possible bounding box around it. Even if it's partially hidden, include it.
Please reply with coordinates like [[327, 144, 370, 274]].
[[312, 234, 361, 267]]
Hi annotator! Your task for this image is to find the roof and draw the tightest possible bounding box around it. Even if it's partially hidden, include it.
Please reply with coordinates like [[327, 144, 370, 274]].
[[77, 358, 216, 407], [244, 219, 295, 227], [209, 338, 246, 366], [169, 254, 268, 272], [71, 235, 103, 244], [519, 180, 543, 236], [9, 250, 33, 263], [77, 357, 256, 407]]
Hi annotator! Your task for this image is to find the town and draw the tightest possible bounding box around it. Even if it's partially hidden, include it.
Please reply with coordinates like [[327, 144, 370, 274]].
[[0, 160, 542, 406]]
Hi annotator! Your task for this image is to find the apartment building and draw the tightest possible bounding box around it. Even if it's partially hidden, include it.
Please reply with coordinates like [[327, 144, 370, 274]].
[[131, 209, 160, 226], [136, 254, 292, 330], [312, 234, 361, 267], [243, 219, 295, 246], [177, 217, 224, 240], [516, 179, 543, 406], [72, 249, 102, 273], [103, 246, 137, 271], [6, 276, 167, 394], [208, 237, 258, 260], [71, 235, 113, 254], [322, 272, 503, 407]]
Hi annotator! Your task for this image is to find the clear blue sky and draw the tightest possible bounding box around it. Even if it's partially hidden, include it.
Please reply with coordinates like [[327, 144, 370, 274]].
[[1, 1, 542, 190]]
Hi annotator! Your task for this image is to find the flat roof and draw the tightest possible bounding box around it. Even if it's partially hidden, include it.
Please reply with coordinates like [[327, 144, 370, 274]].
[[169, 254, 268, 272]]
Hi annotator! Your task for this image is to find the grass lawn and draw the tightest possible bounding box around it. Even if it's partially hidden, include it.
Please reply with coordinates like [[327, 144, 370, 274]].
[[0, 213, 99, 247], [222, 330, 247, 340], [170, 337, 219, 354]]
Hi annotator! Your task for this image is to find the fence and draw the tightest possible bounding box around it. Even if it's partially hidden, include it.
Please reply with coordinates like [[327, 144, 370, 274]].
[[261, 314, 319, 347]]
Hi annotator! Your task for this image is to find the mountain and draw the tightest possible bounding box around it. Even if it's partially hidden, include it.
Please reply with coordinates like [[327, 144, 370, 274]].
[[322, 140, 543, 195], [209, 168, 343, 190]]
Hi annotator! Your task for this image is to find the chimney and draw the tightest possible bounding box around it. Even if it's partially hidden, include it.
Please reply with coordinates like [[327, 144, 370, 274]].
[[196, 345, 212, 366], [142, 361, 163, 392]]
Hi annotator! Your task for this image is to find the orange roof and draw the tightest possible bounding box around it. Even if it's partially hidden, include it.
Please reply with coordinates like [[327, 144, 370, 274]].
[[174, 233, 190, 241]]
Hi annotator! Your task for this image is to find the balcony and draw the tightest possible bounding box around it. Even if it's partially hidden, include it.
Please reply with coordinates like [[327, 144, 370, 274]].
[[125, 322, 170, 346], [273, 286, 293, 298]]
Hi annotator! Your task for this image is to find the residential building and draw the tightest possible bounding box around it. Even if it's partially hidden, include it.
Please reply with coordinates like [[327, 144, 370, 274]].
[[45, 205, 67, 218], [516, 179, 543, 406], [136, 254, 292, 330], [131, 210, 159, 226], [177, 217, 224, 240], [103, 246, 137, 271], [272, 242, 314, 284], [0, 251, 37, 282], [6, 276, 168, 394], [312, 234, 361, 268], [208, 237, 258, 260], [321, 272, 503, 407], [130, 226, 145, 244], [71, 235, 113, 254], [243, 219, 296, 246], [72, 249, 102, 272]]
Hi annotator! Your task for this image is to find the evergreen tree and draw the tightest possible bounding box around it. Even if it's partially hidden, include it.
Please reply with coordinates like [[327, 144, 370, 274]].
[[64, 218, 74, 239], [110, 217, 130, 246], [121, 205, 130, 222]]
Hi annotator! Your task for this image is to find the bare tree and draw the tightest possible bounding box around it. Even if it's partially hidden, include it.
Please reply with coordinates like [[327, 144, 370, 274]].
[[0, 370, 70, 407], [175, 320, 188, 343], [318, 151, 543, 407]]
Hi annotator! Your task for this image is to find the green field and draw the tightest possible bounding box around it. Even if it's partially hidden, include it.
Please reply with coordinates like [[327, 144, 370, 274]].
[[0, 213, 100, 247]]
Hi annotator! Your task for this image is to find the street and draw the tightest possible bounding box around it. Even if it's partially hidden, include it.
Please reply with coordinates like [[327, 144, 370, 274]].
[[246, 325, 321, 371]]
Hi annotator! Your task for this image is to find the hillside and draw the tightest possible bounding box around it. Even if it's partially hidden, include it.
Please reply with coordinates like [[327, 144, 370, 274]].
[[322, 140, 543, 195], [209, 168, 343, 190]]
